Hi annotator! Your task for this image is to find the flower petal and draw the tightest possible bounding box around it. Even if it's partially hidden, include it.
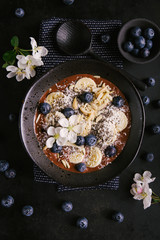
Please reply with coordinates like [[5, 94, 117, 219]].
[[16, 73, 25, 82], [73, 124, 82, 134], [47, 126, 55, 136], [30, 37, 37, 49], [6, 72, 16, 78], [143, 195, 152, 209], [38, 46, 48, 56], [55, 127, 62, 135], [58, 118, 69, 128], [46, 137, 55, 148], [56, 137, 67, 146], [68, 131, 77, 143], [6, 65, 17, 72], [133, 173, 142, 183], [69, 115, 79, 125], [60, 128, 68, 138]]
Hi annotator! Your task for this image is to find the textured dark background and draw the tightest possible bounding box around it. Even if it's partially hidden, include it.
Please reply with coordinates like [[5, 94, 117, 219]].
[[0, 1, 160, 240]]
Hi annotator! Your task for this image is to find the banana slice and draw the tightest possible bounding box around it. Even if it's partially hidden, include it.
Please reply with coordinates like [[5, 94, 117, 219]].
[[80, 120, 92, 136], [74, 77, 96, 92], [69, 151, 85, 164], [115, 111, 128, 132], [45, 92, 64, 105], [86, 147, 102, 168]]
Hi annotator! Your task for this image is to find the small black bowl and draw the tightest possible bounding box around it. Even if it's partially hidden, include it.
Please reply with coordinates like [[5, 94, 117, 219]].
[[117, 18, 160, 64]]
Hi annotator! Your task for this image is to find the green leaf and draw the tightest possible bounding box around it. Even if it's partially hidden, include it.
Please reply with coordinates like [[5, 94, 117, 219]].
[[2, 50, 16, 63], [11, 36, 19, 47], [2, 62, 9, 68]]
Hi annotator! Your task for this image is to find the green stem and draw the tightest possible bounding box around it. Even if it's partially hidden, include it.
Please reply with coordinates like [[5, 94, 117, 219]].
[[20, 48, 32, 51], [18, 50, 25, 56]]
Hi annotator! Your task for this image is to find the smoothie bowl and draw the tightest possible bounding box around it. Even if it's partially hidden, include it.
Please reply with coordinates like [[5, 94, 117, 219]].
[[20, 59, 145, 186]]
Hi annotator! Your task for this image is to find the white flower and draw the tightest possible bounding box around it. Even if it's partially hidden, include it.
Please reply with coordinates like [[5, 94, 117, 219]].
[[6, 64, 27, 82], [46, 126, 67, 148], [133, 171, 156, 185], [30, 37, 48, 59], [58, 115, 83, 144], [130, 182, 152, 209], [17, 55, 43, 79]]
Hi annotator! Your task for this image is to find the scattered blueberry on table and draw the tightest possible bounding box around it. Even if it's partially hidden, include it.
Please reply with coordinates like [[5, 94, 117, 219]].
[[112, 211, 124, 223], [50, 142, 62, 153], [112, 96, 124, 108], [62, 108, 75, 118], [101, 34, 111, 44], [155, 99, 160, 108], [85, 134, 97, 146], [39, 102, 51, 115], [5, 169, 16, 179], [1, 195, 14, 208], [0, 160, 9, 172], [150, 124, 160, 134], [141, 96, 150, 105], [22, 205, 34, 216], [15, 8, 25, 18], [9, 113, 16, 122], [79, 92, 93, 103], [145, 77, 156, 87], [61, 201, 73, 212], [75, 162, 87, 172], [144, 152, 154, 162], [75, 136, 85, 146], [76, 217, 88, 229], [62, 0, 75, 5], [105, 146, 117, 157]]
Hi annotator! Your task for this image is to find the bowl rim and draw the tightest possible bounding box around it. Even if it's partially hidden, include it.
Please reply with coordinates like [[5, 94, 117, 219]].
[[117, 18, 160, 64]]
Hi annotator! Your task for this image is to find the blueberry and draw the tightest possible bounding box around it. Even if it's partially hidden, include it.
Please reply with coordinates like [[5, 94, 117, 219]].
[[105, 146, 117, 157], [5, 169, 16, 179], [146, 40, 153, 50], [39, 102, 51, 115], [50, 142, 62, 153], [150, 124, 160, 134], [85, 134, 97, 146], [75, 136, 85, 146], [62, 0, 75, 5], [101, 34, 111, 43], [112, 211, 124, 223], [62, 108, 75, 118], [1, 195, 14, 208], [79, 92, 93, 103], [76, 163, 87, 172], [140, 48, 150, 58], [123, 41, 134, 52], [141, 96, 150, 105], [9, 113, 16, 122], [144, 28, 155, 39], [22, 205, 34, 216], [134, 36, 146, 49], [15, 8, 25, 18], [61, 201, 73, 212], [131, 48, 139, 56], [112, 96, 125, 108], [145, 77, 155, 87], [144, 153, 154, 162], [130, 26, 142, 38], [76, 217, 88, 229], [0, 160, 9, 172]]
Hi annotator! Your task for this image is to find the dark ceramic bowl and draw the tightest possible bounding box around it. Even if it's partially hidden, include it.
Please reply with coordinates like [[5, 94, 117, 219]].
[[117, 18, 160, 64], [20, 59, 145, 187]]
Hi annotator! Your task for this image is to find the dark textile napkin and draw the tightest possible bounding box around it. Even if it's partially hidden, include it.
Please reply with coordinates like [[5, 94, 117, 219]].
[[34, 17, 123, 191]]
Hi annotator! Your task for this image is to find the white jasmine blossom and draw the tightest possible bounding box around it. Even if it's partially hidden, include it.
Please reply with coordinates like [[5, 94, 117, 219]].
[[30, 37, 48, 59], [133, 171, 156, 185], [6, 64, 27, 82], [46, 126, 67, 148], [58, 115, 83, 144]]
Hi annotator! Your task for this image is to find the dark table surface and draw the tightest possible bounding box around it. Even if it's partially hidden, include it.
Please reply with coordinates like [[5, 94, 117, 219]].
[[1, 1, 160, 240]]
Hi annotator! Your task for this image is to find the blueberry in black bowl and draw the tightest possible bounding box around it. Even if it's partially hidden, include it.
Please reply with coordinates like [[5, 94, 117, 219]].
[[79, 92, 93, 103], [62, 0, 75, 5], [1, 195, 14, 208], [85, 134, 97, 146], [50, 142, 62, 153], [39, 102, 51, 115], [76, 162, 87, 172], [144, 28, 155, 39], [141, 96, 150, 105], [22, 205, 34, 216], [134, 36, 146, 49], [75, 136, 85, 146], [105, 146, 117, 157], [130, 26, 142, 38], [131, 48, 139, 56], [61, 201, 73, 212], [146, 40, 153, 50], [76, 217, 88, 229], [123, 41, 134, 52], [140, 48, 150, 58], [62, 107, 75, 118], [112, 96, 125, 108]]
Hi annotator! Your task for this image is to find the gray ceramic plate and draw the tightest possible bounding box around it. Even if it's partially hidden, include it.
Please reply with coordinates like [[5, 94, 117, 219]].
[[20, 59, 145, 187]]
